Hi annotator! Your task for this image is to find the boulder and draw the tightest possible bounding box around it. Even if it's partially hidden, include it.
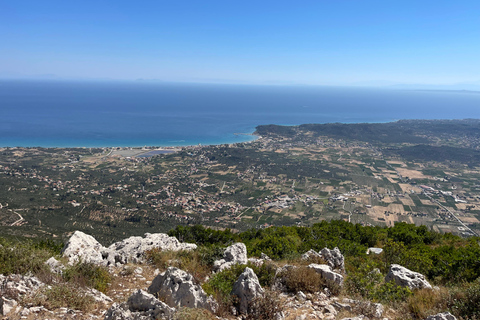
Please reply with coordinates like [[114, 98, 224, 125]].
[[213, 242, 248, 272], [45, 256, 65, 274], [308, 264, 344, 286], [320, 247, 345, 272], [148, 267, 216, 312], [104, 303, 136, 320], [426, 312, 457, 320], [385, 264, 432, 290], [301, 249, 323, 261], [231, 267, 264, 314], [127, 290, 175, 319], [62, 231, 196, 266], [1, 297, 18, 316], [108, 233, 197, 265], [62, 231, 110, 265], [104, 290, 175, 320]]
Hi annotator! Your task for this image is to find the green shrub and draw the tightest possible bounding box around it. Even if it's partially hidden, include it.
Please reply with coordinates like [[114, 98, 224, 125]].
[[203, 264, 247, 298], [0, 241, 54, 276], [345, 262, 412, 303], [63, 262, 111, 293], [450, 279, 480, 320]]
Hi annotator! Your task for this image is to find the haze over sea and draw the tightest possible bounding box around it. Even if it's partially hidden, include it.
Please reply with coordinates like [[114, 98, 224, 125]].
[[1, 80, 479, 148]]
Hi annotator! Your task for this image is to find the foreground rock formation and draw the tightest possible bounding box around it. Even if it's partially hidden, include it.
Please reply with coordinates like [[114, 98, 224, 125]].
[[62, 231, 197, 267], [148, 267, 217, 312], [0, 231, 456, 320], [385, 264, 432, 290]]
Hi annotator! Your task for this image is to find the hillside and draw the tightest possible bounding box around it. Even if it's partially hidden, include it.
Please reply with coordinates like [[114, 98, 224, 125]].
[[1, 222, 479, 320]]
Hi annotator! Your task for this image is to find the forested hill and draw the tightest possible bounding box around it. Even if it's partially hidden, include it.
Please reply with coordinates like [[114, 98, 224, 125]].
[[255, 119, 480, 166], [255, 119, 480, 144]]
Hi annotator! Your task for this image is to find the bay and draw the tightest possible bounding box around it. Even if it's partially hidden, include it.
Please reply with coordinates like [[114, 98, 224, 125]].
[[0, 80, 479, 147]]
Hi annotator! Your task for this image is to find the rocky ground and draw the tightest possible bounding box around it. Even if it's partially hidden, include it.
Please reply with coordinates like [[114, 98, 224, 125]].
[[0, 231, 458, 320]]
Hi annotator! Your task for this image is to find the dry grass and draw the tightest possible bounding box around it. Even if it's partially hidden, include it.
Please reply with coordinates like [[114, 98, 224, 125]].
[[145, 248, 212, 283], [22, 283, 96, 312]]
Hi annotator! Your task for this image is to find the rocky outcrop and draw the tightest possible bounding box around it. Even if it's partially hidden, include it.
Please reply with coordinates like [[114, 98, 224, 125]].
[[108, 233, 197, 265], [308, 264, 344, 286], [62, 231, 109, 265], [0, 274, 44, 297], [231, 267, 264, 314], [426, 312, 457, 320], [62, 231, 196, 266], [301, 249, 323, 261], [148, 267, 216, 312], [301, 247, 345, 272], [104, 290, 175, 320], [320, 247, 345, 272], [385, 264, 432, 290], [213, 242, 248, 272]]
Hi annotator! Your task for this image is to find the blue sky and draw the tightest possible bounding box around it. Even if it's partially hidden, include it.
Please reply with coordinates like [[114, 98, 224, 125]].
[[1, 1, 480, 86]]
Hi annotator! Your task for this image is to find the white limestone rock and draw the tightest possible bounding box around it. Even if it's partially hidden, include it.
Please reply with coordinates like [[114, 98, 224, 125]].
[[104, 303, 135, 320], [231, 267, 265, 314], [426, 312, 457, 320], [62, 231, 196, 266], [45, 256, 65, 274], [0, 274, 44, 297], [213, 242, 248, 272], [308, 264, 344, 286], [127, 289, 175, 319], [108, 233, 197, 265], [385, 264, 432, 290], [148, 267, 216, 312], [320, 247, 345, 272], [62, 231, 111, 266], [301, 249, 323, 261], [1, 297, 18, 316], [85, 287, 113, 304]]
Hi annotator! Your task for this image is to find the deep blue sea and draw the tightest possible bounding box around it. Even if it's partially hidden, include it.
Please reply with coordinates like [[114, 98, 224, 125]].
[[1, 80, 479, 147]]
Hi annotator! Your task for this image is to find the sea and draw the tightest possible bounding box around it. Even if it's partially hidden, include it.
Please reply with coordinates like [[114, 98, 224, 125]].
[[1, 80, 479, 148]]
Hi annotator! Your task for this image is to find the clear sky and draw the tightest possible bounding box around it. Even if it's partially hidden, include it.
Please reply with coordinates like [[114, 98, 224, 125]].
[[2, 1, 480, 86]]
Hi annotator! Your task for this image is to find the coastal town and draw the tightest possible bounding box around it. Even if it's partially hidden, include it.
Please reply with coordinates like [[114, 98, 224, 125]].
[[1, 120, 480, 243]]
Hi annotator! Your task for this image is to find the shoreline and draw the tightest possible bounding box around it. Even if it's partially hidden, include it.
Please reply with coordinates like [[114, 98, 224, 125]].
[[1, 118, 478, 149], [0, 132, 261, 150]]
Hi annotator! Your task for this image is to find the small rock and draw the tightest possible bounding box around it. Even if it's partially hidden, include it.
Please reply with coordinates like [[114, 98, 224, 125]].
[[45, 257, 65, 274], [426, 312, 457, 320], [213, 243, 248, 272], [1, 297, 18, 316], [308, 263, 344, 286], [296, 291, 307, 301], [324, 304, 337, 315]]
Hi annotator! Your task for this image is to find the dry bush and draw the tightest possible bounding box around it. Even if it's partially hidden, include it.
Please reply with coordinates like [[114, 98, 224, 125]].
[[246, 290, 284, 320], [405, 287, 449, 319], [145, 249, 211, 283], [299, 255, 328, 266], [282, 266, 324, 294], [23, 283, 96, 312], [173, 307, 217, 320]]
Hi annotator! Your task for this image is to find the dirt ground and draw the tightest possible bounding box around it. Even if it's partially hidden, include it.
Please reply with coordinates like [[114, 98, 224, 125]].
[[396, 168, 428, 179]]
